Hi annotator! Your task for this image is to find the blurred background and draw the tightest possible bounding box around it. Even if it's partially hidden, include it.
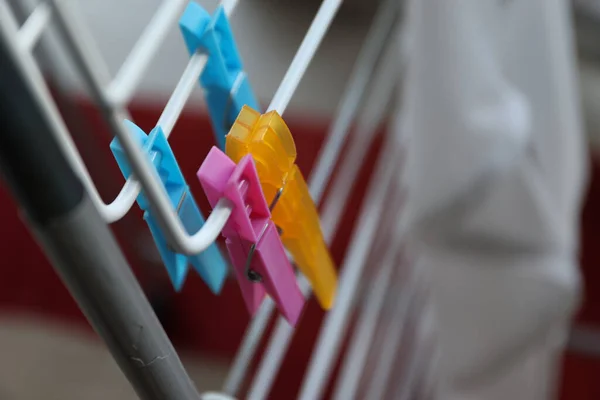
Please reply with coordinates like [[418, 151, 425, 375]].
[[3, 0, 600, 398]]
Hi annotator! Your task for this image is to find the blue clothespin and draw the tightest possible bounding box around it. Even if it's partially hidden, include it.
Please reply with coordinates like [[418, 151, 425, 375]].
[[179, 2, 260, 149], [110, 120, 227, 293]]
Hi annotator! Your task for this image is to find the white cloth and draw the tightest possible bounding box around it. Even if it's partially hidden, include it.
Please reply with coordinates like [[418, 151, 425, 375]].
[[400, 0, 588, 397]]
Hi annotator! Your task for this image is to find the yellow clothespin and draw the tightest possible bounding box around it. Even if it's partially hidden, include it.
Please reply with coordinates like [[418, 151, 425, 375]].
[[226, 105, 337, 309]]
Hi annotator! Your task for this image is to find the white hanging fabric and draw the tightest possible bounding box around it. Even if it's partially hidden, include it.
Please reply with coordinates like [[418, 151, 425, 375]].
[[400, 0, 588, 398]]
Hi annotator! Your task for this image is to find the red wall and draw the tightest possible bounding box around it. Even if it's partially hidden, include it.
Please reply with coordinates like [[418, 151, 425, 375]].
[[0, 98, 599, 398]]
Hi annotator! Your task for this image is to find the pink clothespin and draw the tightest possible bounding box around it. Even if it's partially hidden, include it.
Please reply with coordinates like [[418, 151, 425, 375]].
[[198, 146, 305, 325]]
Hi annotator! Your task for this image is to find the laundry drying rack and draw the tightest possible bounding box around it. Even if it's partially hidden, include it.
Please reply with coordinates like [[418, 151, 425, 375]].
[[0, 0, 432, 398]]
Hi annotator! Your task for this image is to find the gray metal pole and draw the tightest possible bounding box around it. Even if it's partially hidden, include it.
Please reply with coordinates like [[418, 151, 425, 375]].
[[0, 27, 200, 400]]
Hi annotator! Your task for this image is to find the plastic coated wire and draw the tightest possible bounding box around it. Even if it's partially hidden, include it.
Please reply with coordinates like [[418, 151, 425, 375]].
[[387, 280, 436, 400], [222, 0, 400, 393], [334, 169, 408, 399], [331, 181, 405, 400], [367, 271, 420, 400], [332, 246, 396, 400], [319, 28, 401, 238], [308, 0, 399, 202], [244, 34, 402, 400]]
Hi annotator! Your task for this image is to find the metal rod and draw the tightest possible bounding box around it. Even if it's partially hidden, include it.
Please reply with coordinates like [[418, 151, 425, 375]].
[[0, 33, 200, 400]]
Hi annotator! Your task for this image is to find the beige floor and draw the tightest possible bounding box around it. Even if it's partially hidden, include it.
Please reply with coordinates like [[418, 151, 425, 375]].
[[0, 315, 229, 400]]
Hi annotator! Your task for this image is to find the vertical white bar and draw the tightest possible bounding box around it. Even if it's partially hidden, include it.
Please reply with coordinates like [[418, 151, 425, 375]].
[[331, 246, 396, 400], [389, 291, 436, 400], [308, 0, 399, 202], [319, 35, 402, 237], [366, 271, 420, 400], [332, 179, 406, 400], [296, 134, 400, 400]]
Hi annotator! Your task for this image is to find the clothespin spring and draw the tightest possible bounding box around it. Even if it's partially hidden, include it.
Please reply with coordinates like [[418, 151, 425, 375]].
[[244, 186, 285, 282]]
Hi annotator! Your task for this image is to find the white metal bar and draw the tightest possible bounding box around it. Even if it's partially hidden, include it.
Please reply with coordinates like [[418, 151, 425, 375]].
[[320, 34, 401, 237], [244, 36, 401, 400], [157, 52, 208, 136], [331, 239, 396, 400], [16, 2, 51, 52], [296, 129, 400, 400], [106, 0, 190, 106], [308, 0, 399, 201], [244, 279, 306, 400], [364, 269, 418, 400], [267, 0, 343, 114], [388, 291, 435, 400], [331, 179, 405, 400], [222, 0, 399, 393]]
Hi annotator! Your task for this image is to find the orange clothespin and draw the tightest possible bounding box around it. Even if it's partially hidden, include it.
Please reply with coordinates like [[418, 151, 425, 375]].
[[225, 105, 337, 309]]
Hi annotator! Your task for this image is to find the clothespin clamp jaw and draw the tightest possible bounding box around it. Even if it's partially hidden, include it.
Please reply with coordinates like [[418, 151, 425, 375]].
[[225, 106, 338, 310], [110, 121, 227, 294], [179, 2, 260, 149], [198, 147, 305, 325]]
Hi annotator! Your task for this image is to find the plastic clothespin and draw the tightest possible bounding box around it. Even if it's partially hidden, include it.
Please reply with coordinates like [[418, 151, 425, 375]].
[[198, 146, 305, 325], [110, 120, 227, 294], [225, 106, 337, 310], [179, 2, 260, 149]]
